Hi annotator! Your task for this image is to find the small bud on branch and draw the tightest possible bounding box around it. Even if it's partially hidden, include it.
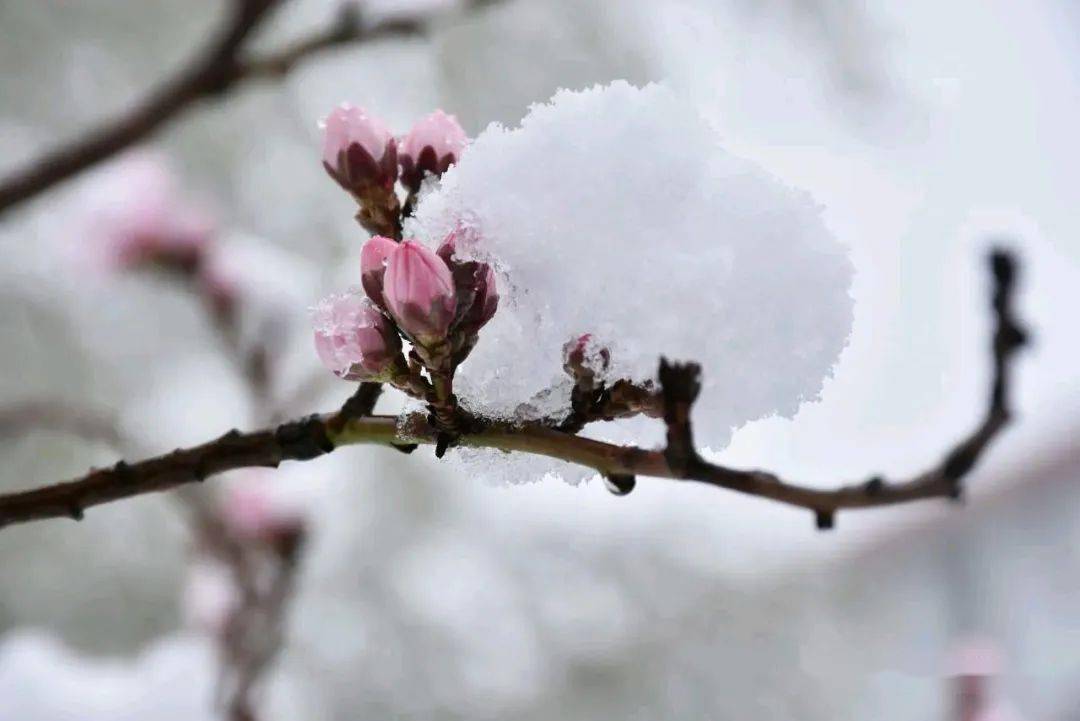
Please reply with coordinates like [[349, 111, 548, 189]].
[[384, 240, 458, 347], [321, 104, 402, 237], [360, 235, 399, 310], [312, 291, 403, 381], [399, 110, 468, 193]]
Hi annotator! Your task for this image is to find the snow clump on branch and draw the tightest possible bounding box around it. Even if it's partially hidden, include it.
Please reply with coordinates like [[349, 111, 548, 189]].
[[406, 82, 854, 473]]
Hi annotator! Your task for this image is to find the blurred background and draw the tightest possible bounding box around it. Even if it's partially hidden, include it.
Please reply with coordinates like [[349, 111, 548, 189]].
[[1, 0, 1079, 719]]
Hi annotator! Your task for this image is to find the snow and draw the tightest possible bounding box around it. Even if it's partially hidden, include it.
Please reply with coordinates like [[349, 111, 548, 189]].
[[0, 630, 217, 721], [408, 82, 853, 481], [201, 232, 319, 357]]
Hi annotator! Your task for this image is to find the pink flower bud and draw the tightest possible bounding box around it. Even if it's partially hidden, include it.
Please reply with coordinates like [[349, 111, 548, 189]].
[[312, 290, 401, 380], [399, 110, 467, 192], [446, 258, 499, 366], [321, 103, 398, 193], [360, 235, 398, 309], [563, 334, 610, 386], [462, 262, 498, 332], [435, 230, 457, 265], [433, 229, 497, 364], [383, 240, 457, 344]]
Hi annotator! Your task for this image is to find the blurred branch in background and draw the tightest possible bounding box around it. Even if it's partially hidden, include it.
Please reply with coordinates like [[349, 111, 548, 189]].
[[180, 481, 308, 721], [0, 400, 124, 449], [0, 0, 496, 217], [234, 8, 422, 81], [0, 249, 1029, 532], [159, 223, 369, 721]]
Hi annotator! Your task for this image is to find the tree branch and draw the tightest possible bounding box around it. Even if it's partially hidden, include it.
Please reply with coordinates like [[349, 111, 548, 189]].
[[0, 0, 281, 216], [0, 0, 446, 217], [0, 250, 1027, 531], [234, 9, 425, 80]]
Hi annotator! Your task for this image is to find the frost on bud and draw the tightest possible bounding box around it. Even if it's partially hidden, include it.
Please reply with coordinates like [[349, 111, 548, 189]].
[[383, 240, 457, 345], [563, 333, 610, 390], [312, 290, 402, 380], [399, 110, 467, 193], [321, 104, 398, 193], [360, 235, 398, 310]]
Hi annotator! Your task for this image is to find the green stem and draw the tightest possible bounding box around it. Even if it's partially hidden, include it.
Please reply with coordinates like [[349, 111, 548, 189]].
[[327, 413, 662, 478]]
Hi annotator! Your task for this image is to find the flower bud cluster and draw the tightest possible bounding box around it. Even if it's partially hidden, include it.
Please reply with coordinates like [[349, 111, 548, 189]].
[[321, 105, 467, 236], [313, 232, 498, 382]]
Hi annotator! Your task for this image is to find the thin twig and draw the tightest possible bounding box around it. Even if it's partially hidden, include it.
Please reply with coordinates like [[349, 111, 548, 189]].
[[0, 0, 443, 217], [0, 0, 283, 216], [235, 11, 425, 80], [649, 249, 1027, 529]]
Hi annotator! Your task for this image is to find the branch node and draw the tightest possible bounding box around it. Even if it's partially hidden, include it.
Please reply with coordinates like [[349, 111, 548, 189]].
[[947, 481, 964, 503], [659, 357, 703, 475], [340, 382, 382, 421], [275, 415, 333, 461], [864, 476, 884, 496], [112, 460, 134, 482], [815, 510, 835, 531], [658, 357, 702, 405], [989, 248, 1016, 287], [434, 433, 451, 459]]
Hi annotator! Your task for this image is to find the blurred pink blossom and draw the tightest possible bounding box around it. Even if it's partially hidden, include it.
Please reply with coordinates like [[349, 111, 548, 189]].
[[947, 638, 1024, 721], [948, 638, 1005, 678], [221, 476, 305, 542], [78, 152, 215, 273], [182, 559, 239, 636]]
